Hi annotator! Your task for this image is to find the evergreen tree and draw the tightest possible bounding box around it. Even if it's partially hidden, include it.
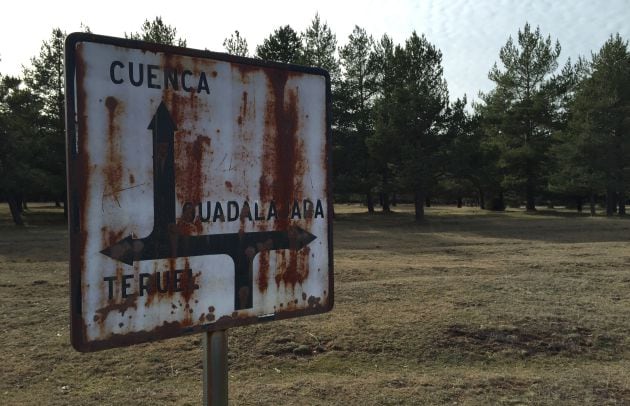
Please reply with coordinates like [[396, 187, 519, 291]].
[[301, 14, 341, 83], [223, 30, 249, 56], [559, 35, 630, 216], [23, 28, 67, 212], [482, 23, 561, 211], [336, 26, 378, 211], [443, 98, 481, 207], [0, 75, 44, 225], [366, 34, 397, 212], [547, 57, 601, 214], [126, 16, 187, 46], [397, 32, 449, 220], [256, 25, 303, 64], [369, 33, 449, 220]]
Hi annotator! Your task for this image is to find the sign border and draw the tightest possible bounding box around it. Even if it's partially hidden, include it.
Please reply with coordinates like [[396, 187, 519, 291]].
[[65, 33, 334, 352]]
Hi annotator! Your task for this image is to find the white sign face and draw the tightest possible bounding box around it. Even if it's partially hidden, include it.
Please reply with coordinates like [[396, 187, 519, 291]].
[[65, 34, 333, 351]]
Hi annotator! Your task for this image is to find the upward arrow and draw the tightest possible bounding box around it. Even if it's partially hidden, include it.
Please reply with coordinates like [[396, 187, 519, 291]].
[[148, 101, 177, 234], [148, 101, 177, 141], [101, 102, 317, 310]]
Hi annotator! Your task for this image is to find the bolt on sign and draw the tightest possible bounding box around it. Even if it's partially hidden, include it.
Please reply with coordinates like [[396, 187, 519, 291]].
[[65, 33, 333, 352]]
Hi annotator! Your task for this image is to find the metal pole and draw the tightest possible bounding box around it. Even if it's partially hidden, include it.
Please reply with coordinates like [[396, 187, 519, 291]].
[[203, 330, 228, 406]]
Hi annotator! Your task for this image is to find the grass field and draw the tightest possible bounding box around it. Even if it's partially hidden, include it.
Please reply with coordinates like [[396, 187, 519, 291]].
[[2, 203, 630, 405]]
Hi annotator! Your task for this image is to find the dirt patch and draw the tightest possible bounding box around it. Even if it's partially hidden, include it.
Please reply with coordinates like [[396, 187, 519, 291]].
[[443, 322, 592, 356]]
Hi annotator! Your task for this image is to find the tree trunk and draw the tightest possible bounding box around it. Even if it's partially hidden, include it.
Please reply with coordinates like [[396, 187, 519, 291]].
[[619, 191, 626, 216], [15, 193, 24, 214], [478, 188, 485, 210], [488, 190, 506, 211], [391, 193, 397, 207], [381, 192, 391, 213], [525, 182, 536, 211], [525, 155, 536, 211], [22, 200, 28, 210], [414, 191, 425, 222], [6, 195, 24, 226], [457, 197, 463, 208], [589, 193, 596, 216], [425, 197, 431, 208], [366, 191, 375, 214], [606, 187, 616, 216], [576, 196, 583, 213]]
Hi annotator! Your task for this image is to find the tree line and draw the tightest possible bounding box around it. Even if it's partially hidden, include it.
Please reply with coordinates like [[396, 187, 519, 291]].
[[1, 16, 629, 225]]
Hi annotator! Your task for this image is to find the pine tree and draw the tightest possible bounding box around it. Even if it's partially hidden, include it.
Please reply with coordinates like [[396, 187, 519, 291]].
[[223, 30, 249, 57], [483, 23, 561, 211], [336, 26, 378, 211], [256, 25, 303, 64], [23, 28, 67, 212], [366, 34, 397, 212], [301, 14, 340, 83], [564, 35, 630, 216], [547, 58, 601, 214], [369, 32, 449, 220], [126, 16, 187, 46], [0, 75, 44, 224]]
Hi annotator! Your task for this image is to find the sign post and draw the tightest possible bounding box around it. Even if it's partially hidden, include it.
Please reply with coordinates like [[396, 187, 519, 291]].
[[65, 33, 333, 401], [203, 330, 228, 406]]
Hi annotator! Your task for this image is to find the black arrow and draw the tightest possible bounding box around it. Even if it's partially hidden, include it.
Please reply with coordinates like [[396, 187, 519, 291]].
[[148, 101, 177, 234], [101, 226, 316, 309], [101, 102, 317, 310]]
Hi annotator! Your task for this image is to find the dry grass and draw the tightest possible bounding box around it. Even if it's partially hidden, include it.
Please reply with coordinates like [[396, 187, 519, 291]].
[[2, 203, 630, 404]]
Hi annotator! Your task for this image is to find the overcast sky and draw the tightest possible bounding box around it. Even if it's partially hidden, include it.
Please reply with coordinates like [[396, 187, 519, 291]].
[[1, 0, 629, 104]]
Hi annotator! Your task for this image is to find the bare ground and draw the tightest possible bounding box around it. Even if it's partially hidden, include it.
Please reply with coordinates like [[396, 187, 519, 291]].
[[2, 203, 630, 405]]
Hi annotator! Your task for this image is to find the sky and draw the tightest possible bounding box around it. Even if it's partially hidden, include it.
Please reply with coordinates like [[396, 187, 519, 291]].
[[1, 0, 629, 104]]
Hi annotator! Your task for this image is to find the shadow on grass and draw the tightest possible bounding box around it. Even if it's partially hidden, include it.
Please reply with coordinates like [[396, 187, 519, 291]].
[[0, 204, 68, 262], [334, 206, 630, 244]]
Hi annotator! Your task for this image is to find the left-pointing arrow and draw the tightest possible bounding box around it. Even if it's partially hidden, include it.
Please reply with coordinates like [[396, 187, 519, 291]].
[[100, 235, 138, 266]]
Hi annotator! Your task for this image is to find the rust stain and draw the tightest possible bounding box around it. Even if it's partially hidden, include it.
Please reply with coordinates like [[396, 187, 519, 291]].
[[142, 263, 199, 309], [205, 306, 216, 322], [176, 135, 211, 233], [307, 296, 322, 308], [94, 294, 138, 322], [257, 250, 270, 293], [237, 91, 249, 128], [103, 96, 125, 204], [180, 258, 197, 303], [161, 54, 214, 237], [257, 69, 310, 292], [259, 70, 302, 228]]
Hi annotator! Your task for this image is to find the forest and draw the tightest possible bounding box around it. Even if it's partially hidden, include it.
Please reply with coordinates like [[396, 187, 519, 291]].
[[1, 15, 629, 225]]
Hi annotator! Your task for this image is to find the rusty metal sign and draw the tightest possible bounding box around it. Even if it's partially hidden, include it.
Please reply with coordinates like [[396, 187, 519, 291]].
[[65, 33, 333, 352]]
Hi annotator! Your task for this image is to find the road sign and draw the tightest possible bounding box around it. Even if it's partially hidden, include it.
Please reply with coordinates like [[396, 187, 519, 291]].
[[65, 33, 333, 352]]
